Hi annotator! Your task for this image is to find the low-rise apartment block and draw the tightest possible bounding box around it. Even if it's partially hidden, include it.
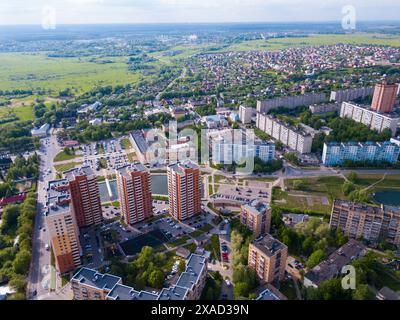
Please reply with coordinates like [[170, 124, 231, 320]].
[[322, 141, 400, 166], [256, 113, 313, 154], [340, 102, 400, 136], [257, 93, 326, 113], [72, 254, 207, 300], [240, 200, 271, 237], [303, 239, 366, 288], [209, 129, 275, 164], [330, 87, 374, 104], [330, 200, 400, 245], [248, 234, 288, 283], [309, 102, 341, 115]]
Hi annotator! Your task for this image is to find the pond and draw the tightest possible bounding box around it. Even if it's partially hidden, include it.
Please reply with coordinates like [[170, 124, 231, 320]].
[[98, 175, 168, 203], [373, 191, 400, 207]]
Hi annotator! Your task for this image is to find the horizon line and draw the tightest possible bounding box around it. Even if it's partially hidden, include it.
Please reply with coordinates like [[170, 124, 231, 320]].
[[0, 19, 399, 27]]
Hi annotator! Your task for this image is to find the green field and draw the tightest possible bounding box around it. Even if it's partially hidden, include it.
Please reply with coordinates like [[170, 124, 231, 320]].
[[0, 53, 142, 94], [220, 33, 400, 52]]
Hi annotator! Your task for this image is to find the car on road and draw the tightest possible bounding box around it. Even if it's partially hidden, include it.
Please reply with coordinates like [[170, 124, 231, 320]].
[[225, 279, 231, 287], [45, 244, 50, 251]]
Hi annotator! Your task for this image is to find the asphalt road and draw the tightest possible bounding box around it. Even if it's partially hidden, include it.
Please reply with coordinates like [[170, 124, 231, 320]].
[[27, 132, 62, 300]]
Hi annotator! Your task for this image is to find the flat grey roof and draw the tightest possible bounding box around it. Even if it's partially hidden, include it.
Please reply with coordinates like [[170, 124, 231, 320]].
[[251, 234, 287, 257], [158, 286, 188, 300], [176, 254, 206, 291], [72, 268, 121, 291], [107, 284, 158, 300], [64, 165, 95, 181], [116, 163, 148, 177]]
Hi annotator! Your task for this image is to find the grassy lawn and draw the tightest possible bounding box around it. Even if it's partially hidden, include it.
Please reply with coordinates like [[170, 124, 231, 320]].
[[53, 150, 79, 162], [352, 174, 400, 191], [167, 235, 191, 248], [285, 176, 346, 200], [99, 158, 108, 169], [120, 138, 132, 150], [127, 152, 136, 163], [183, 243, 197, 253], [208, 176, 213, 195], [279, 279, 298, 300], [54, 162, 83, 173], [190, 230, 205, 238]]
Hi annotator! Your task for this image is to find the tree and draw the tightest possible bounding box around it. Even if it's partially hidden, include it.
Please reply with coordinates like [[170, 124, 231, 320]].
[[352, 284, 374, 300], [233, 282, 250, 299], [148, 269, 164, 289], [12, 250, 31, 275], [307, 249, 326, 269], [348, 172, 358, 183], [178, 260, 186, 274]]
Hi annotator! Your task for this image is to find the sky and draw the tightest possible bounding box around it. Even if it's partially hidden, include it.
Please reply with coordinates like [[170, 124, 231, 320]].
[[0, 0, 399, 25]]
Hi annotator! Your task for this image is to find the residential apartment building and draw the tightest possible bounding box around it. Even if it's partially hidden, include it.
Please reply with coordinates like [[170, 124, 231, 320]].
[[257, 92, 326, 113], [309, 102, 341, 115], [46, 180, 81, 274], [330, 87, 374, 104], [330, 200, 400, 245], [116, 164, 153, 225], [239, 105, 253, 124], [322, 141, 400, 166], [72, 254, 207, 300], [340, 102, 400, 136], [240, 200, 271, 237], [303, 239, 366, 288], [167, 161, 201, 221], [248, 234, 288, 283], [256, 113, 313, 154], [371, 82, 399, 113], [210, 129, 275, 164], [64, 166, 103, 228], [71, 268, 122, 300]]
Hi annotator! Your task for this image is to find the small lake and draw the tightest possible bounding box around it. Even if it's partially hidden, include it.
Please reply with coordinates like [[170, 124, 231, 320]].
[[98, 175, 168, 203], [373, 191, 400, 207]]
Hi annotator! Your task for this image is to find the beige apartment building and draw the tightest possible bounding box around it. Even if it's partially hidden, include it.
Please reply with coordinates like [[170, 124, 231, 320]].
[[167, 161, 201, 221], [116, 164, 153, 225], [240, 200, 271, 237], [330, 199, 400, 246], [248, 234, 288, 283], [64, 166, 103, 228], [46, 179, 81, 274]]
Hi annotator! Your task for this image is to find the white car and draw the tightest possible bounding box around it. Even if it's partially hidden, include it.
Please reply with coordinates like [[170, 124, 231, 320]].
[[45, 244, 50, 251]]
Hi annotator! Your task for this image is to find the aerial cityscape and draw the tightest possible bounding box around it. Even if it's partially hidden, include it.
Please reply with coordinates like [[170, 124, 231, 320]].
[[1, 0, 400, 307]]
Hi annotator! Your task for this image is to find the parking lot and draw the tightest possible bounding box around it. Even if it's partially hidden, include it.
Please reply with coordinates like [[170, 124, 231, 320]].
[[81, 138, 131, 175], [80, 226, 104, 269]]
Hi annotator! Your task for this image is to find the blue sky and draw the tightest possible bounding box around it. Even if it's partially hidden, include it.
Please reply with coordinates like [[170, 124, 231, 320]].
[[0, 0, 399, 25]]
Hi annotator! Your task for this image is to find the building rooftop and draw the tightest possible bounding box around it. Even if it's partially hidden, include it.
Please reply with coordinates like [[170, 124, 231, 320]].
[[72, 268, 121, 291], [242, 200, 269, 216], [176, 254, 206, 291], [158, 286, 189, 300], [376, 287, 400, 300], [251, 234, 287, 258], [64, 165, 95, 181], [47, 179, 71, 216], [72, 254, 206, 301], [130, 130, 149, 154], [304, 239, 366, 286], [107, 284, 158, 300], [168, 161, 199, 175], [116, 163, 148, 177]]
